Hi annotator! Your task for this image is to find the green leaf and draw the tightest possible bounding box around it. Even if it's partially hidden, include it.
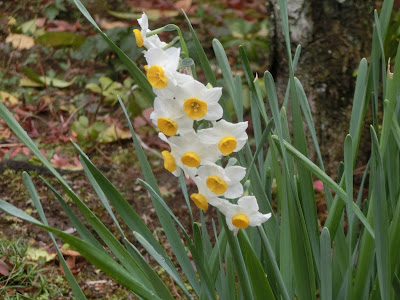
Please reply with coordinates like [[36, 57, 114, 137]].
[[370, 126, 390, 299], [258, 226, 291, 300], [212, 39, 237, 113], [271, 135, 374, 239], [237, 231, 275, 300], [133, 232, 194, 300], [41, 177, 105, 253], [245, 118, 274, 180], [351, 206, 375, 299], [118, 96, 200, 295], [45, 6, 59, 20], [72, 142, 192, 299], [320, 228, 332, 300], [22, 173, 87, 300], [85, 83, 102, 94], [239, 46, 267, 124], [0, 200, 162, 300], [122, 239, 175, 300], [40, 76, 76, 88], [36, 32, 85, 48], [220, 213, 254, 299], [183, 12, 217, 87], [179, 57, 194, 69]]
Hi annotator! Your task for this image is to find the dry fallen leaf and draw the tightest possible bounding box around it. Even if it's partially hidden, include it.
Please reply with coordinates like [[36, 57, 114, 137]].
[[0, 259, 10, 276], [99, 19, 129, 30], [5, 34, 35, 50], [60, 248, 81, 257], [98, 124, 131, 143], [175, 0, 192, 11], [8, 16, 17, 26], [0, 91, 18, 105]]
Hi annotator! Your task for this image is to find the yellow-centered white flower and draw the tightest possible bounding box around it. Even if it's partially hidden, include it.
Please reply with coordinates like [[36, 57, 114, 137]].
[[218, 196, 272, 234], [134, 13, 167, 49], [144, 47, 181, 89], [159, 132, 220, 178], [150, 96, 194, 136], [198, 120, 248, 155], [176, 80, 223, 120], [197, 164, 245, 199], [190, 176, 226, 211]]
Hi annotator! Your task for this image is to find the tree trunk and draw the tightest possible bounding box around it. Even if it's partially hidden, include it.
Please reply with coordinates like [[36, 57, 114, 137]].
[[270, 0, 375, 175]]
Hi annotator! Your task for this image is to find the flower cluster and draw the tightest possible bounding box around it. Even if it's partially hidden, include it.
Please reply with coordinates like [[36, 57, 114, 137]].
[[133, 14, 271, 234]]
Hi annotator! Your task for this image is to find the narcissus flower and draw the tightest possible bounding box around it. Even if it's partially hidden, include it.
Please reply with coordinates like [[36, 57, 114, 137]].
[[150, 96, 193, 136], [190, 176, 226, 210], [176, 80, 223, 120], [135, 13, 167, 49], [159, 132, 220, 178], [218, 196, 272, 234], [144, 47, 180, 89], [198, 120, 248, 155], [197, 164, 245, 199]]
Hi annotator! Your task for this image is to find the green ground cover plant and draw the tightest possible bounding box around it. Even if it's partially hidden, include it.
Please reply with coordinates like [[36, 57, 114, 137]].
[[1, 0, 400, 299]]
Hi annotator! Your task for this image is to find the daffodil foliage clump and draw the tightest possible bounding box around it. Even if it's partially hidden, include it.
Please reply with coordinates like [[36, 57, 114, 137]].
[[135, 13, 271, 234], [1, 0, 400, 299]]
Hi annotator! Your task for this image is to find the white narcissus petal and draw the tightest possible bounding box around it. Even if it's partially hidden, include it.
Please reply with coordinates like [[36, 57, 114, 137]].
[[238, 196, 259, 211], [175, 117, 195, 134], [164, 47, 180, 72], [202, 87, 222, 103], [153, 73, 194, 99], [145, 35, 167, 49], [144, 48, 168, 67], [145, 47, 183, 89], [204, 103, 223, 121], [197, 128, 220, 144], [160, 133, 220, 178], [175, 72, 195, 85], [197, 164, 222, 179], [137, 13, 148, 31], [159, 133, 196, 178], [169, 132, 220, 165], [151, 97, 193, 135], [249, 213, 272, 227], [197, 164, 245, 199], [224, 166, 246, 183], [198, 120, 248, 154], [137, 13, 167, 49], [224, 183, 243, 199], [217, 196, 272, 234], [145, 47, 180, 72], [192, 176, 227, 207], [176, 80, 223, 121]]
